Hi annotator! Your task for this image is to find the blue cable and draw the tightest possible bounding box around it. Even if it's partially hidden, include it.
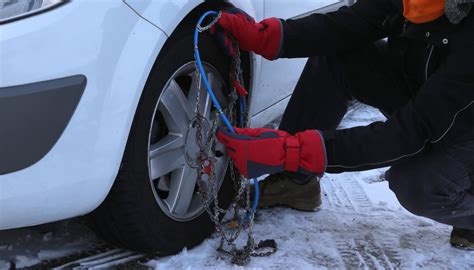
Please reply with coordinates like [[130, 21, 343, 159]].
[[195, 11, 258, 221], [239, 97, 245, 128], [194, 11, 234, 133], [248, 178, 259, 219]]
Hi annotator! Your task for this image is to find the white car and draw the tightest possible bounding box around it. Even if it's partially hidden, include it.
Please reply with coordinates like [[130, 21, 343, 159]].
[[0, 0, 352, 254]]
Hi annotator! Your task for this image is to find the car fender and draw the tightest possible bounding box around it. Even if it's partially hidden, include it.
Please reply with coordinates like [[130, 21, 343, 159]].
[[0, 1, 168, 229], [123, 0, 262, 36]]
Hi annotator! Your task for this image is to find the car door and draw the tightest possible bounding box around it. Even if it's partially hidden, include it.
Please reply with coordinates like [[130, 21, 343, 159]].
[[249, 0, 354, 127]]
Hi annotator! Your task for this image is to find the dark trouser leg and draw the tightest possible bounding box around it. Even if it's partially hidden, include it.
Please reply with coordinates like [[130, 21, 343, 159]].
[[279, 40, 413, 134], [278, 55, 351, 134], [279, 41, 413, 183], [387, 141, 474, 229]]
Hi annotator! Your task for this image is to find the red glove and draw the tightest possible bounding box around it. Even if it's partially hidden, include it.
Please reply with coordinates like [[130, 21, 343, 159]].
[[211, 8, 283, 60], [217, 127, 326, 178]]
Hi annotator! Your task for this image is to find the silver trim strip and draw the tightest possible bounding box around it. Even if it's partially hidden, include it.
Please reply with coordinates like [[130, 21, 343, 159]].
[[425, 45, 434, 81]]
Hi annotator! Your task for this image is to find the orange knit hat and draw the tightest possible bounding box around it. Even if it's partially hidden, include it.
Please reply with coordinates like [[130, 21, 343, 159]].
[[403, 0, 445, 23]]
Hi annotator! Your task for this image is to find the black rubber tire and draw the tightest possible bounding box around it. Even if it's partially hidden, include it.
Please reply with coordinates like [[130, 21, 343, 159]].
[[90, 27, 235, 254]]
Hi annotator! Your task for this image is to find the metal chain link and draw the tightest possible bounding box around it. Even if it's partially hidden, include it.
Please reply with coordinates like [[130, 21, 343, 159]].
[[193, 20, 276, 265], [197, 11, 222, 32]]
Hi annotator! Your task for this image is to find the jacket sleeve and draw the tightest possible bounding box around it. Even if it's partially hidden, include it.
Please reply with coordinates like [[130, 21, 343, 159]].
[[323, 22, 474, 173], [281, 0, 397, 58]]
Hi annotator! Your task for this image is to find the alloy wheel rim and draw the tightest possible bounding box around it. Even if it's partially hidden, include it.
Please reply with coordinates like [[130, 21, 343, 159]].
[[148, 61, 228, 221]]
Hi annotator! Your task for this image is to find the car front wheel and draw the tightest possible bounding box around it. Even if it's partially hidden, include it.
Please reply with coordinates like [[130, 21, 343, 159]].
[[90, 27, 236, 254]]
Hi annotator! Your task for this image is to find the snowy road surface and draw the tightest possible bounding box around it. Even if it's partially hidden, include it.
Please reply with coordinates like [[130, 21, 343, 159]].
[[1, 104, 473, 269]]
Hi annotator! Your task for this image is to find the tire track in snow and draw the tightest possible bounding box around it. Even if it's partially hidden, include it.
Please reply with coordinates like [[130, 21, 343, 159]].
[[321, 179, 336, 208], [321, 178, 356, 210], [355, 235, 401, 270], [335, 228, 402, 270], [334, 238, 364, 269], [378, 237, 404, 269], [339, 176, 373, 212], [322, 176, 371, 211], [323, 177, 402, 269]]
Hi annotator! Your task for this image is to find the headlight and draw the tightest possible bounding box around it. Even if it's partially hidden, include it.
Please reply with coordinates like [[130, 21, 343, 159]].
[[0, 0, 67, 24]]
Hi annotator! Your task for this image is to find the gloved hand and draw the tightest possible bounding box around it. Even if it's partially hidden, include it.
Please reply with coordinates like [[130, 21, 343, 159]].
[[211, 8, 283, 60], [216, 127, 326, 178]]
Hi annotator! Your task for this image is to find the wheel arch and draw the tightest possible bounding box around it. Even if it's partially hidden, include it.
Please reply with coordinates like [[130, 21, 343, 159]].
[[104, 0, 253, 199], [120, 0, 254, 172], [89, 2, 243, 252], [150, 0, 253, 94], [83, 1, 253, 213]]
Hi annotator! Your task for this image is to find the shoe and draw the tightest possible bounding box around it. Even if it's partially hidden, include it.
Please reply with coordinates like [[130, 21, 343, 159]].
[[450, 227, 474, 250], [253, 172, 322, 211]]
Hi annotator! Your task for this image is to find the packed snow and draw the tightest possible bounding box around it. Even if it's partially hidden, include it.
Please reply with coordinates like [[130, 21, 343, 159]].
[[148, 103, 474, 269], [1, 103, 473, 269]]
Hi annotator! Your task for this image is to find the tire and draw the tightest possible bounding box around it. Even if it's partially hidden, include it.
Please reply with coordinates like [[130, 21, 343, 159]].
[[90, 26, 235, 254]]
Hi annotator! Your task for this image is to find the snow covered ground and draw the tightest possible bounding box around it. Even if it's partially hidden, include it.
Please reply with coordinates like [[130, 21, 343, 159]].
[[148, 103, 474, 269], [1, 103, 473, 269], [0, 220, 98, 269]]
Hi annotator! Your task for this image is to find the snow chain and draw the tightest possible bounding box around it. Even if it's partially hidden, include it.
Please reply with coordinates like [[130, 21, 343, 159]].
[[193, 12, 277, 266]]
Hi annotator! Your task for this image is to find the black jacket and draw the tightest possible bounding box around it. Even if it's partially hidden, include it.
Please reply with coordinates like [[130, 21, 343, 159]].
[[281, 0, 474, 172]]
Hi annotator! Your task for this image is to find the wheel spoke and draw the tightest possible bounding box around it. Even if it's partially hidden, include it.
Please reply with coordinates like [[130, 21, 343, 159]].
[[208, 71, 227, 111], [150, 62, 229, 221], [149, 134, 185, 180], [204, 71, 220, 117], [165, 166, 198, 215], [188, 75, 212, 118], [159, 80, 191, 133]]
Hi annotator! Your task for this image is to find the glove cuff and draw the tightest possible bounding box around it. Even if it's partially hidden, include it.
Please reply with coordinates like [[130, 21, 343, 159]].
[[297, 130, 327, 176], [258, 17, 284, 60]]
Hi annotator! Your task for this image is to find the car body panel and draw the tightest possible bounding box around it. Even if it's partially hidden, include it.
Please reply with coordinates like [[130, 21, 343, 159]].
[[123, 0, 349, 125], [123, 0, 262, 36], [0, 0, 353, 229], [0, 1, 167, 229], [264, 0, 342, 19], [122, 0, 268, 125], [251, 0, 352, 126]]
